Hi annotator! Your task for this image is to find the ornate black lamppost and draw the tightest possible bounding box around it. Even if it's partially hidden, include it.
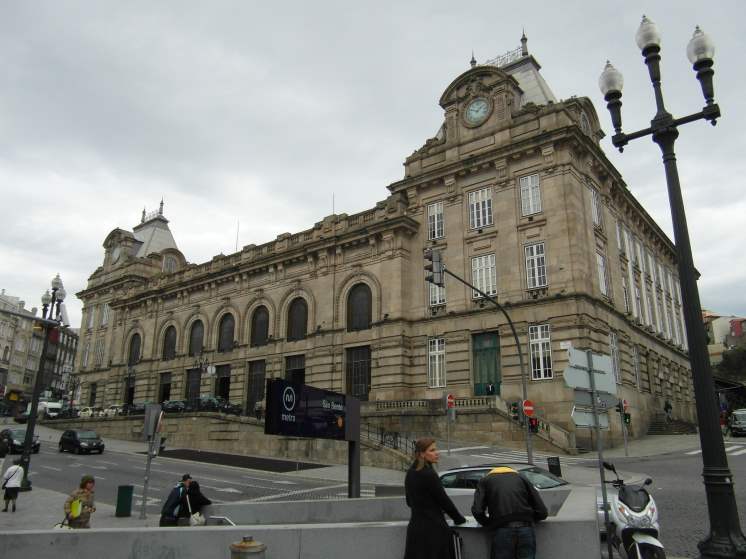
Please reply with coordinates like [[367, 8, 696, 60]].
[[599, 16, 745, 558], [20, 274, 67, 489]]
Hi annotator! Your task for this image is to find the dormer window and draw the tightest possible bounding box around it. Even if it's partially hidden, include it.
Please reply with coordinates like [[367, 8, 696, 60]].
[[163, 255, 178, 274]]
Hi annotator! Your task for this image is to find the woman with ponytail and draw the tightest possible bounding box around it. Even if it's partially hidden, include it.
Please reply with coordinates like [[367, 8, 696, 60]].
[[403, 437, 466, 559]]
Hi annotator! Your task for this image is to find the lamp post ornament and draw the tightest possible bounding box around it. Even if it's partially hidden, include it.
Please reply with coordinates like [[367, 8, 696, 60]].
[[600, 16, 745, 558]]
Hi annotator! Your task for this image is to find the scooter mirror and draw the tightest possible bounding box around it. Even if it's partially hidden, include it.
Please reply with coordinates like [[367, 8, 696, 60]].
[[644, 478, 653, 486], [603, 461, 616, 472]]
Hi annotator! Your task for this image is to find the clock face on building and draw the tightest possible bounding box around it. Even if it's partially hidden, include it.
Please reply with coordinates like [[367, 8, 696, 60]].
[[465, 97, 491, 126]]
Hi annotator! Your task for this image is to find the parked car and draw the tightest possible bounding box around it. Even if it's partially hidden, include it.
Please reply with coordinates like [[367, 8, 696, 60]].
[[121, 402, 146, 416], [13, 412, 29, 424], [103, 405, 123, 418], [196, 396, 221, 412], [79, 407, 96, 419], [59, 407, 81, 419], [58, 429, 105, 454], [162, 400, 187, 413], [730, 409, 746, 436], [439, 462, 569, 491], [0, 427, 40, 454], [217, 398, 243, 416]]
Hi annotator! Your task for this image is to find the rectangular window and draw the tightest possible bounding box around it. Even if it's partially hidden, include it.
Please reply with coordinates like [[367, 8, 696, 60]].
[[429, 282, 446, 306], [285, 354, 306, 385], [632, 345, 641, 390], [89, 382, 98, 407], [472, 333, 500, 395], [468, 188, 493, 229], [185, 368, 201, 405], [634, 284, 643, 323], [524, 242, 547, 289], [93, 339, 105, 367], [529, 325, 553, 380], [346, 346, 371, 401], [591, 187, 603, 227], [520, 174, 541, 216], [101, 303, 110, 326], [87, 306, 95, 329], [159, 372, 172, 403], [427, 338, 446, 388], [616, 221, 625, 254], [427, 201, 445, 240], [609, 331, 621, 384], [596, 253, 608, 296], [247, 360, 266, 414], [621, 275, 630, 313], [471, 254, 497, 298], [82, 341, 90, 368]]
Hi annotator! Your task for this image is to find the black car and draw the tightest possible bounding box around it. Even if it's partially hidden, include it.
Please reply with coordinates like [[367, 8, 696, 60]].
[[58, 429, 105, 454], [0, 427, 40, 454], [217, 398, 243, 416], [196, 396, 221, 412], [162, 400, 187, 413], [121, 402, 146, 416]]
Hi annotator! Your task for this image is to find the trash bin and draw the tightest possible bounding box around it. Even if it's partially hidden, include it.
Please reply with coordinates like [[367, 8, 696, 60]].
[[547, 456, 562, 478], [115, 485, 134, 517]]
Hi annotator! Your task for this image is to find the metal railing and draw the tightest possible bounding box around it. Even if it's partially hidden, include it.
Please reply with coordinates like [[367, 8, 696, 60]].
[[361, 423, 416, 455]]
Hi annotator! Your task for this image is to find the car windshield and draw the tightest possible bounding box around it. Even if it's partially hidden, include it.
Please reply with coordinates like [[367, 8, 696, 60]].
[[733, 412, 746, 421], [10, 429, 26, 438], [77, 431, 99, 439], [517, 466, 568, 489]]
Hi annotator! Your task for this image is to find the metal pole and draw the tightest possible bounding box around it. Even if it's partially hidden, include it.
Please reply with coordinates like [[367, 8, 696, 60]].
[[446, 410, 451, 455], [442, 268, 533, 464], [620, 407, 629, 458], [587, 350, 615, 559], [347, 440, 360, 498], [140, 434, 158, 519]]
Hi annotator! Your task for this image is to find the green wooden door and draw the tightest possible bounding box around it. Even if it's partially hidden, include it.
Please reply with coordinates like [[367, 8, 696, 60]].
[[473, 333, 501, 396]]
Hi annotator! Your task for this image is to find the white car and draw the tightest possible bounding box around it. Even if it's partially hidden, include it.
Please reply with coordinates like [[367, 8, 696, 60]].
[[79, 407, 96, 419], [103, 405, 122, 418]]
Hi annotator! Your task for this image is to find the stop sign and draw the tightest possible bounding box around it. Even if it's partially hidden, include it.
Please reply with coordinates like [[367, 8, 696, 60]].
[[446, 394, 455, 409], [522, 399, 535, 417]]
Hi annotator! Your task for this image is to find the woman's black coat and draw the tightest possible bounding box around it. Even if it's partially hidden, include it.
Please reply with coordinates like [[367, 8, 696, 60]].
[[403, 463, 466, 559]]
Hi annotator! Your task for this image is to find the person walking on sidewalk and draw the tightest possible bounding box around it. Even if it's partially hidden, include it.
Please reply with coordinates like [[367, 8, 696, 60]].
[[2, 459, 24, 512], [64, 475, 97, 528], [403, 437, 466, 559], [664, 399, 673, 423], [471, 466, 548, 559], [160, 473, 192, 526]]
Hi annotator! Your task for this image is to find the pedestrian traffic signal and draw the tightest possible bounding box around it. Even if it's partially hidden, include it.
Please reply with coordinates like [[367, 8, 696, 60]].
[[509, 401, 520, 421], [424, 248, 444, 287], [528, 417, 539, 433], [623, 413, 631, 425]]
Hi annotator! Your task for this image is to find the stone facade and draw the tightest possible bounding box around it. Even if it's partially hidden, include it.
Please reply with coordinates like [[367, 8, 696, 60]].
[[73, 40, 695, 449]]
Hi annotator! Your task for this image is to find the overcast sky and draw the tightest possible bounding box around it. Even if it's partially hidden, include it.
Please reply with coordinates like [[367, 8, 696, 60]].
[[1, 1, 744, 330]]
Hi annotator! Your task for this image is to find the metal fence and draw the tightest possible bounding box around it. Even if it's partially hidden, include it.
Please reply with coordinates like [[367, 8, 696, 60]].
[[361, 423, 416, 455]]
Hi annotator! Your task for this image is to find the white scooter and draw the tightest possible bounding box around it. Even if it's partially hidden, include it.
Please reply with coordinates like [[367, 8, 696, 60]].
[[600, 461, 665, 559]]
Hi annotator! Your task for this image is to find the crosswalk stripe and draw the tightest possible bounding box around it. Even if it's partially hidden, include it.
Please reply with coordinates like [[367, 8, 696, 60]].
[[730, 448, 746, 456], [685, 449, 703, 455]]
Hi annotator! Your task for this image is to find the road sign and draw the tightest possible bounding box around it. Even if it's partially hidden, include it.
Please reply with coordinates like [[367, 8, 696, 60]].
[[567, 348, 613, 374], [522, 399, 535, 417], [573, 390, 618, 409], [571, 406, 609, 429], [446, 394, 455, 409], [563, 366, 617, 395], [622, 399, 629, 411]]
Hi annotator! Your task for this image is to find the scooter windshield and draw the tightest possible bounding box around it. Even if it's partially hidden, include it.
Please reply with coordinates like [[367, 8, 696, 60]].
[[618, 486, 650, 512]]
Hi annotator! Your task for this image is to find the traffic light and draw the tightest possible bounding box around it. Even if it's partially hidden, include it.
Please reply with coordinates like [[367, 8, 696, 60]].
[[623, 413, 631, 425], [509, 401, 520, 421], [529, 417, 539, 433], [615, 401, 623, 414], [424, 248, 444, 287]]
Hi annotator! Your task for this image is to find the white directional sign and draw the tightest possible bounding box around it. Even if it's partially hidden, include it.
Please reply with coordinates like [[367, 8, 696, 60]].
[[573, 390, 618, 409], [563, 348, 617, 395], [571, 406, 610, 429]]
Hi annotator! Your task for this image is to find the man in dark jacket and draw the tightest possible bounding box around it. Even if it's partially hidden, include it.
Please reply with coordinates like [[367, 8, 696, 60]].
[[471, 467, 548, 559], [159, 473, 192, 526]]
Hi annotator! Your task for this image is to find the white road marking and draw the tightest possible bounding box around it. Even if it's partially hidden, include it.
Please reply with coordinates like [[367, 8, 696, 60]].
[[685, 449, 702, 455], [730, 448, 746, 456], [248, 483, 348, 502], [96, 460, 119, 466], [40, 465, 62, 471], [450, 446, 490, 452]]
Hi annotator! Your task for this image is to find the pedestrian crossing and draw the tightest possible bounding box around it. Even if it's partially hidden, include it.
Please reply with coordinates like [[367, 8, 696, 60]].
[[684, 443, 746, 457], [467, 449, 595, 465]]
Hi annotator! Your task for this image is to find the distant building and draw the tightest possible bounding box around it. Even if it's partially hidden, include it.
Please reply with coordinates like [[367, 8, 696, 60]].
[[703, 310, 746, 365], [74, 36, 695, 446], [0, 290, 42, 410]]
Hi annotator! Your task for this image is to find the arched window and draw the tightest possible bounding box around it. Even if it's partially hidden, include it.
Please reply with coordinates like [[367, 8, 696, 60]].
[[162, 325, 177, 360], [286, 298, 307, 341], [250, 306, 269, 347], [218, 313, 235, 352], [127, 333, 141, 366], [347, 283, 372, 331], [189, 320, 204, 356], [163, 255, 178, 274]]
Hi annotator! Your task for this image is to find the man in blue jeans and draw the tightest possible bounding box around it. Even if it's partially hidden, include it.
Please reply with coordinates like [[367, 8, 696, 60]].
[[471, 467, 548, 559]]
